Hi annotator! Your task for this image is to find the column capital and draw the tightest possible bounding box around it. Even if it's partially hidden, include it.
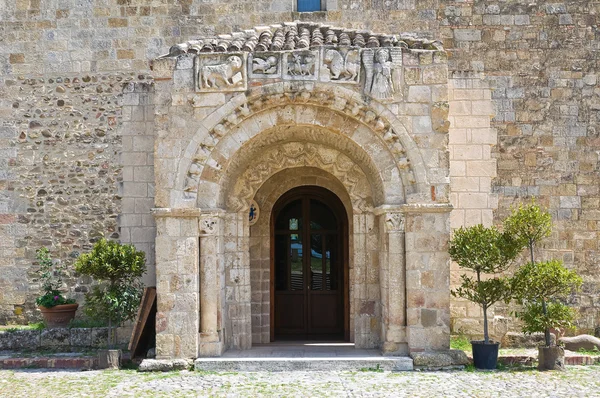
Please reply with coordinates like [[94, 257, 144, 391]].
[[199, 209, 225, 236]]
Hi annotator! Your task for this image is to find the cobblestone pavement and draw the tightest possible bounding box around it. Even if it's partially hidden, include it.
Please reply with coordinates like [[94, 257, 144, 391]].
[[1, 367, 599, 397]]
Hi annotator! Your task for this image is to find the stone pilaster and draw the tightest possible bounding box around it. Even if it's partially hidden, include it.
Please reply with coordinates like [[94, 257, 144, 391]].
[[402, 203, 453, 353], [198, 210, 225, 357], [376, 206, 407, 355], [152, 208, 202, 359]]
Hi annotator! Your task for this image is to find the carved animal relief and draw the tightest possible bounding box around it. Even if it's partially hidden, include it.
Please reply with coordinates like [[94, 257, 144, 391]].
[[248, 53, 281, 78], [282, 51, 319, 81], [321, 47, 360, 84], [362, 48, 403, 100], [195, 53, 247, 92]]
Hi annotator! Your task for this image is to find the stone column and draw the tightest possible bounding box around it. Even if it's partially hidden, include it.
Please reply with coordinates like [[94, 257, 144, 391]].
[[198, 210, 225, 356], [153, 208, 201, 359], [403, 203, 453, 353], [376, 206, 407, 355]]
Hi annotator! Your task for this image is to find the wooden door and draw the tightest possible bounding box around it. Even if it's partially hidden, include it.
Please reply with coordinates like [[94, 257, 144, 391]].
[[272, 187, 346, 340]]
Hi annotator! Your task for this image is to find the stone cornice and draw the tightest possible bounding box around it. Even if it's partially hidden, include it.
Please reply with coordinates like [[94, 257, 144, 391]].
[[152, 207, 203, 218], [374, 203, 453, 215]]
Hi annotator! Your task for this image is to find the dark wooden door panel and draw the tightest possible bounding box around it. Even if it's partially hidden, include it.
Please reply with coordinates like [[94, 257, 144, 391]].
[[272, 186, 347, 341], [274, 293, 305, 334]]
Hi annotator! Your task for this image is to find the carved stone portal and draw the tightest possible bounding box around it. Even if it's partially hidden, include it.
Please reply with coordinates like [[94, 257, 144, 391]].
[[195, 53, 247, 92], [320, 47, 361, 84], [362, 48, 403, 100]]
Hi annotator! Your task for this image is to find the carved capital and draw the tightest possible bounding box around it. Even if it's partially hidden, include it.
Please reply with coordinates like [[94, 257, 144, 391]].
[[199, 210, 224, 236], [384, 212, 405, 233]]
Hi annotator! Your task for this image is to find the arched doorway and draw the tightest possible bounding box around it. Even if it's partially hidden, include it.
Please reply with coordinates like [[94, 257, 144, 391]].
[[271, 186, 349, 341]]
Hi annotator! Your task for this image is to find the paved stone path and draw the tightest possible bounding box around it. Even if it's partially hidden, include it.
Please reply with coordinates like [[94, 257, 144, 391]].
[[1, 367, 599, 397]]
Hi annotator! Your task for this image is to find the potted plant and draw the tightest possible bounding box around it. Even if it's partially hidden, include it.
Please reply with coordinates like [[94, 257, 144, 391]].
[[74, 238, 146, 369], [505, 202, 583, 371], [35, 247, 78, 328], [449, 224, 521, 369]]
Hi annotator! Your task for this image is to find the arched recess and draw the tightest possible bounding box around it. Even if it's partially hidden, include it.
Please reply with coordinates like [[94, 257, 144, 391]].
[[173, 81, 431, 209], [248, 167, 357, 344]]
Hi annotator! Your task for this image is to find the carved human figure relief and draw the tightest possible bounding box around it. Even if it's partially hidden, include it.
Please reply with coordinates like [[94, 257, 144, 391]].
[[362, 48, 403, 100], [282, 51, 319, 81], [321, 47, 360, 83], [195, 53, 247, 92], [248, 53, 281, 78]]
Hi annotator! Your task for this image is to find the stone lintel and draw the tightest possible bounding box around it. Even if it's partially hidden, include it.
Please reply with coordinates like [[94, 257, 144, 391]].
[[152, 207, 203, 218], [374, 203, 453, 215]]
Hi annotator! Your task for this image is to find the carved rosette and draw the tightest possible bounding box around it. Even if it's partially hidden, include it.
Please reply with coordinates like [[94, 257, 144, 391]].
[[195, 53, 247, 92]]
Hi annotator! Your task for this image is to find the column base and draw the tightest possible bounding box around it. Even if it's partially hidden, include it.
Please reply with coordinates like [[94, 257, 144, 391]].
[[199, 341, 224, 357], [382, 342, 409, 356]]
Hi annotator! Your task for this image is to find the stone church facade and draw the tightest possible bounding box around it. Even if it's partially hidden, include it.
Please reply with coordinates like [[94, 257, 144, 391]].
[[1, 1, 599, 359]]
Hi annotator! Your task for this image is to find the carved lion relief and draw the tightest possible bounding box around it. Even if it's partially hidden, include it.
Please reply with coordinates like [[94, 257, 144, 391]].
[[195, 53, 247, 92]]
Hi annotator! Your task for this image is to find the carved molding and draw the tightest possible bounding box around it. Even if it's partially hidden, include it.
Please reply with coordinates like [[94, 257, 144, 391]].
[[224, 142, 373, 212], [182, 84, 422, 201]]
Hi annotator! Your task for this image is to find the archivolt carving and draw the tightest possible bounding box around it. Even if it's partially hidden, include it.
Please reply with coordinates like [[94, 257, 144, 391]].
[[224, 142, 373, 212], [181, 83, 426, 202]]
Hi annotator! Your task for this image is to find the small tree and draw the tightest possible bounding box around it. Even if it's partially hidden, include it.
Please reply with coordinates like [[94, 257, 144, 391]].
[[74, 239, 146, 347], [512, 260, 582, 346], [449, 224, 521, 344], [504, 201, 582, 347]]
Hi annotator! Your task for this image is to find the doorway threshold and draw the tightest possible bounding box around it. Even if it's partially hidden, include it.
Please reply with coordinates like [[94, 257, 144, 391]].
[[194, 342, 413, 372]]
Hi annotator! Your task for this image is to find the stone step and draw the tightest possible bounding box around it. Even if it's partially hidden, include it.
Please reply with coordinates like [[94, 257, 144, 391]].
[[194, 356, 414, 372]]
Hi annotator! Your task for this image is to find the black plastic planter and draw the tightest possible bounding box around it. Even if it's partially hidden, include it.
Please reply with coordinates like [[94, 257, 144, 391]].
[[471, 341, 500, 370]]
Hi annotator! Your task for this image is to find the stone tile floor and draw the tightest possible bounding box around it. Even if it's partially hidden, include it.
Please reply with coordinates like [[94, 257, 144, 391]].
[[1, 366, 600, 397]]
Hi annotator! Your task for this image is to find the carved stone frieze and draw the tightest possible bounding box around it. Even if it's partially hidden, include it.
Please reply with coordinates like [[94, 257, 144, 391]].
[[320, 47, 361, 84], [195, 53, 247, 92], [248, 52, 281, 79], [282, 50, 319, 81], [362, 48, 403, 101]]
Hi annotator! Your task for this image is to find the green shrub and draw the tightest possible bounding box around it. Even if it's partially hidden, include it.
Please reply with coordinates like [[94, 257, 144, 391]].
[[74, 238, 146, 347]]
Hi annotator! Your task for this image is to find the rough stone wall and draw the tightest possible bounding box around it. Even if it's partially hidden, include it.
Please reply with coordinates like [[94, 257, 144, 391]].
[[0, 0, 598, 336], [441, 1, 600, 336]]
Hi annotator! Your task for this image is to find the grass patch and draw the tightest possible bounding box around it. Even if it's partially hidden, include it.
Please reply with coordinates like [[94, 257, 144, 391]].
[[359, 364, 384, 372], [0, 322, 46, 333], [450, 334, 472, 352], [576, 347, 600, 356]]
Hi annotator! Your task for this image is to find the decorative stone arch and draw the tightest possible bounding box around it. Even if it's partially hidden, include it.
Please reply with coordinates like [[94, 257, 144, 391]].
[[151, 21, 453, 360], [173, 82, 432, 209]]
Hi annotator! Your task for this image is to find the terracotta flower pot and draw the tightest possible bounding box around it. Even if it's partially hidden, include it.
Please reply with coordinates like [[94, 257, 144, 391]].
[[39, 303, 79, 328]]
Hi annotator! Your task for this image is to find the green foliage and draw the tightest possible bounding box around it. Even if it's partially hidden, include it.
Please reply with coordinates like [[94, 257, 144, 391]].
[[503, 200, 552, 262], [449, 224, 521, 343], [505, 201, 583, 348], [512, 260, 582, 343], [512, 260, 583, 303], [516, 300, 578, 336], [34, 247, 75, 308], [449, 224, 521, 274], [74, 238, 146, 347], [74, 239, 146, 284]]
